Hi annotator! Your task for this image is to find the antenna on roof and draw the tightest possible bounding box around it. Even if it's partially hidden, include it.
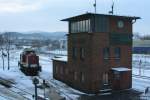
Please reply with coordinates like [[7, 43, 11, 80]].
[[109, 0, 114, 15], [93, 0, 97, 13]]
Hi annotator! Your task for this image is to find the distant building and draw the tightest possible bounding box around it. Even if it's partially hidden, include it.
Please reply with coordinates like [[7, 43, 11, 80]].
[[52, 13, 140, 93], [133, 40, 150, 54]]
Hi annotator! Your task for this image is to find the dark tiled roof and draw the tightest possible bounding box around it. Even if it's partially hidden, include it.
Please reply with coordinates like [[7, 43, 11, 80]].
[[61, 13, 141, 21]]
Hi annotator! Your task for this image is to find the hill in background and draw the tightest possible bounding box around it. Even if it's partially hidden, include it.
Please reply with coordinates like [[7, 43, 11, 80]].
[[1, 31, 67, 40]]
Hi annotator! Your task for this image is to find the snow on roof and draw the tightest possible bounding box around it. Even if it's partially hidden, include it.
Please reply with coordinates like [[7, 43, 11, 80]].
[[52, 56, 68, 62], [112, 67, 131, 72]]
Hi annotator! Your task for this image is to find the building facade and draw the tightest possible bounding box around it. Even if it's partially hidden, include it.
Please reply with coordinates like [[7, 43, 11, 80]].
[[53, 13, 140, 93]]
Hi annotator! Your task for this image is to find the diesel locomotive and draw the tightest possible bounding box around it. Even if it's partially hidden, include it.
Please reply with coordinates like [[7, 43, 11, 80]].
[[18, 48, 41, 76]]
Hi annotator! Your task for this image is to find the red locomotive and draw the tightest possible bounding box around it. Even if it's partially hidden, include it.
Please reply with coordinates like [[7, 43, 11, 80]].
[[18, 48, 41, 76]]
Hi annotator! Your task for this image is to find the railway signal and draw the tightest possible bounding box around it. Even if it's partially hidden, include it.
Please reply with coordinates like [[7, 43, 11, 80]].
[[33, 77, 39, 100]]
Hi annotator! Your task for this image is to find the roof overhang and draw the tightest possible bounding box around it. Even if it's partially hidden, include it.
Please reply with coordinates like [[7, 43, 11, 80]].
[[61, 13, 141, 21]]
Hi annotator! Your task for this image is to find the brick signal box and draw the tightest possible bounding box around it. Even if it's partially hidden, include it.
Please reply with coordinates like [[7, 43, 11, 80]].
[[53, 13, 140, 93]]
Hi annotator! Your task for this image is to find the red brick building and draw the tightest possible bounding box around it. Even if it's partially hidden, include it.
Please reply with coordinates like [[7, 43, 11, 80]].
[[52, 13, 140, 94]]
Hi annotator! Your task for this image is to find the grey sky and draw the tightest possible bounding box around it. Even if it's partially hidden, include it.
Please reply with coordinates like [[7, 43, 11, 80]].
[[0, 0, 149, 35]]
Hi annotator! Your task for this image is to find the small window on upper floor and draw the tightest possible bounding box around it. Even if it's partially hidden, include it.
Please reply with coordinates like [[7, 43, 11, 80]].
[[114, 47, 121, 59], [72, 47, 77, 59], [80, 48, 85, 60], [103, 47, 110, 59]]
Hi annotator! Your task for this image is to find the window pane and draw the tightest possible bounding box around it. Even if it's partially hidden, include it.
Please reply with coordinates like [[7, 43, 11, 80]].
[[72, 47, 77, 59], [88, 19, 91, 32], [74, 72, 77, 80], [70, 19, 91, 33], [82, 20, 85, 32], [80, 48, 85, 59], [71, 22, 75, 33], [115, 47, 121, 58], [81, 72, 85, 82], [80, 21, 83, 32], [77, 21, 80, 32], [103, 48, 109, 59], [72, 21, 78, 33]]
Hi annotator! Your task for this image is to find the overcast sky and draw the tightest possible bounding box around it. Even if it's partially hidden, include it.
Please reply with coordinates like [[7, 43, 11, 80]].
[[0, 0, 149, 35]]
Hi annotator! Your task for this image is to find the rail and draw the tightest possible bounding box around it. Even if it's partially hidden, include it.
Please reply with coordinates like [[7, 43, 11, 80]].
[[0, 77, 33, 100]]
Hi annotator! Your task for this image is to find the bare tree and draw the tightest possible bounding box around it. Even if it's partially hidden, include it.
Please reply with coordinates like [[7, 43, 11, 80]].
[[0, 34, 5, 70], [4, 32, 13, 70]]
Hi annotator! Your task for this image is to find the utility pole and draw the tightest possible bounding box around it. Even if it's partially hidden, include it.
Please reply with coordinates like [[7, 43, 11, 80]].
[[93, 0, 97, 13], [111, 0, 114, 14]]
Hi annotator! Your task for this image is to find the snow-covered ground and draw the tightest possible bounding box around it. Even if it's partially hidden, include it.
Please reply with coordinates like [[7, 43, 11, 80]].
[[0, 49, 82, 100], [132, 54, 150, 93], [0, 49, 150, 100], [0, 50, 36, 100], [132, 54, 150, 76]]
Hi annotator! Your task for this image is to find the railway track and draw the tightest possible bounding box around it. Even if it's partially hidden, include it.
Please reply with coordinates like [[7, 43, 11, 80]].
[[0, 94, 11, 100], [0, 77, 15, 88], [0, 77, 33, 100], [49, 79, 74, 100], [132, 74, 150, 80], [38, 74, 150, 100], [38, 76, 76, 100]]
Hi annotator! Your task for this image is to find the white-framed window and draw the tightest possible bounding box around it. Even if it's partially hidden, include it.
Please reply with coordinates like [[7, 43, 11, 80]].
[[81, 72, 85, 83], [70, 19, 91, 33]]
